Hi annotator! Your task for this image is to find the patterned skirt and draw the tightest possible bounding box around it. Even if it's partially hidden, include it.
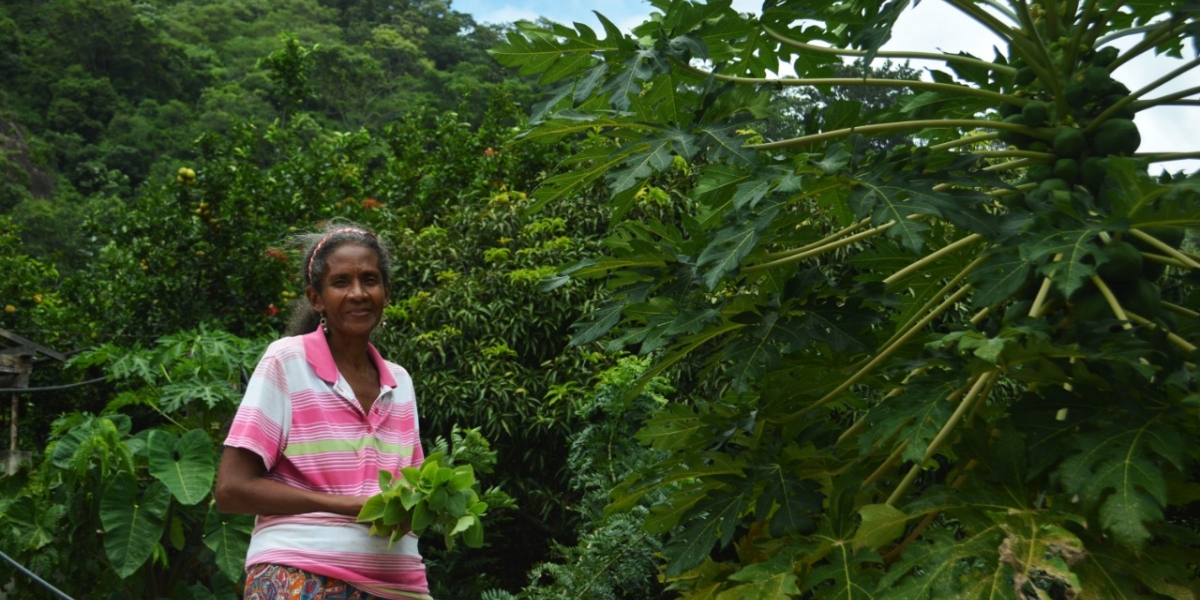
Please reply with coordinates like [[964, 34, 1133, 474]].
[[244, 563, 383, 600]]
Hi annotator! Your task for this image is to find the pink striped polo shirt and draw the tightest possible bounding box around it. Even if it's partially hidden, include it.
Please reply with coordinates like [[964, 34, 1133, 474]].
[[224, 329, 430, 599]]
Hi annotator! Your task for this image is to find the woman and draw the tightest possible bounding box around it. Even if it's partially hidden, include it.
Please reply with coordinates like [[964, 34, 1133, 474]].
[[215, 224, 431, 600]]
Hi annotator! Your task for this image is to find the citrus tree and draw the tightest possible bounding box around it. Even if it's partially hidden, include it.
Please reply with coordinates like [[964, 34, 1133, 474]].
[[495, 0, 1200, 596]]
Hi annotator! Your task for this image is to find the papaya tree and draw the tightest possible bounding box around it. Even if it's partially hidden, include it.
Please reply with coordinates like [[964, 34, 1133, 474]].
[[495, 0, 1200, 596]]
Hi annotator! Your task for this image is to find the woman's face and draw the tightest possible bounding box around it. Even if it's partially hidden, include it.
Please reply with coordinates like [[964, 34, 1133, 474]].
[[306, 243, 388, 340]]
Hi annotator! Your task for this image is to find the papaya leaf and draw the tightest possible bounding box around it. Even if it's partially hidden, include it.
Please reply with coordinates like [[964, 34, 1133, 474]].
[[100, 475, 170, 578], [968, 247, 1034, 309], [662, 489, 748, 577], [1018, 223, 1104, 299], [1057, 417, 1179, 549], [723, 554, 802, 598], [756, 465, 823, 537], [147, 428, 216, 505], [853, 504, 909, 550]]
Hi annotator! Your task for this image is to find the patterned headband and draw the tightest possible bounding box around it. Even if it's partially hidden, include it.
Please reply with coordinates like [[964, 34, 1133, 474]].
[[307, 228, 377, 284]]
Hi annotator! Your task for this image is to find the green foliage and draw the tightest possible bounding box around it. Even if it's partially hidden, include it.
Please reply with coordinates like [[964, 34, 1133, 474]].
[[499, 0, 1200, 597], [360, 427, 514, 552], [0, 327, 264, 598]]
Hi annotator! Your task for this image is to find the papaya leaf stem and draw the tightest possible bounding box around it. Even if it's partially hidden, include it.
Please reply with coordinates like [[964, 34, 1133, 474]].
[[1014, 0, 1064, 101], [862, 440, 910, 489], [1140, 252, 1188, 269], [1137, 151, 1200, 165], [970, 306, 991, 326], [983, 158, 1039, 172], [759, 218, 871, 261], [1089, 275, 1134, 329], [858, 255, 988, 371], [1040, 0, 1062, 40], [970, 150, 1057, 160], [883, 234, 985, 286], [1029, 254, 1062, 318], [672, 61, 1026, 108], [887, 463, 924, 507], [1125, 311, 1198, 353], [923, 371, 996, 463], [881, 459, 979, 561], [1086, 56, 1200, 134], [1107, 21, 1189, 73], [1129, 229, 1200, 269], [1063, 0, 1100, 77], [1084, 1, 1130, 50], [1133, 85, 1200, 110], [1162, 301, 1199, 319], [797, 285, 975, 420], [1096, 21, 1167, 46], [929, 132, 1000, 152], [747, 119, 1053, 151], [742, 222, 892, 274], [759, 24, 1017, 76], [838, 366, 930, 446]]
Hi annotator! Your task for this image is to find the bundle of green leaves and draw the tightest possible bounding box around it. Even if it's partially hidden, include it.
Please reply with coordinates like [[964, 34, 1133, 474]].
[[358, 452, 489, 550]]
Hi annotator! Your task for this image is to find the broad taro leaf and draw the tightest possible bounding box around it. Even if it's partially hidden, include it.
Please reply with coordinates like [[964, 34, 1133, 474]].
[[204, 507, 254, 583], [148, 428, 216, 505], [101, 474, 170, 578]]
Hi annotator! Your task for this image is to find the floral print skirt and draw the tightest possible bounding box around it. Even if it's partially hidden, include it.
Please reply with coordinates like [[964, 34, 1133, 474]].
[[244, 563, 382, 600]]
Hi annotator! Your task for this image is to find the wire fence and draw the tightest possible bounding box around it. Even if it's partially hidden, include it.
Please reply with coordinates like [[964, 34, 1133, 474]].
[[0, 550, 74, 600]]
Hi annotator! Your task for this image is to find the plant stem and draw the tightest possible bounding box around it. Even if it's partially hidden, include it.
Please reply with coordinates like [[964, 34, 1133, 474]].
[[1133, 85, 1200, 110], [983, 158, 1039, 172], [797, 285, 975, 420], [930, 133, 1000, 152], [1163, 301, 1199, 319], [1029, 254, 1062, 317], [747, 119, 1053, 151], [923, 371, 995, 462], [882, 459, 978, 560], [672, 61, 1026, 108], [883, 234, 985, 286], [760, 24, 1017, 75], [1064, 0, 1099, 77], [1013, 0, 1063, 101], [1140, 151, 1200, 164], [862, 256, 988, 369], [887, 463, 924, 506], [1096, 21, 1164, 46], [1129, 229, 1200, 269], [1090, 275, 1134, 329], [743, 223, 892, 274], [862, 440, 910, 489], [965, 369, 1000, 427], [970, 306, 991, 326], [1042, 0, 1062, 40], [971, 149, 1057, 160], [1141, 252, 1189, 269], [837, 415, 874, 446], [1086, 56, 1200, 133], [1107, 21, 1187, 72], [760, 218, 871, 261], [1125, 311, 1198, 353]]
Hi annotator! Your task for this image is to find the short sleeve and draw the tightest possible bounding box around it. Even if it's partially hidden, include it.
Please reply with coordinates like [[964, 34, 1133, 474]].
[[224, 349, 291, 471]]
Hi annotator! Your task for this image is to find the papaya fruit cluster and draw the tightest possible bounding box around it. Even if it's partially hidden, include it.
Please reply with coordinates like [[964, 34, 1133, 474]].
[[998, 43, 1140, 213], [1072, 229, 1183, 326]]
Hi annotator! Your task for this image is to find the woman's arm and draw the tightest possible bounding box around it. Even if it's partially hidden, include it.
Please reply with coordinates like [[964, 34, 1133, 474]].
[[213, 447, 369, 517]]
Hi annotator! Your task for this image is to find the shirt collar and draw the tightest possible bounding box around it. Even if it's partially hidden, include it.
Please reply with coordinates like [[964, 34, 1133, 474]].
[[301, 328, 397, 388]]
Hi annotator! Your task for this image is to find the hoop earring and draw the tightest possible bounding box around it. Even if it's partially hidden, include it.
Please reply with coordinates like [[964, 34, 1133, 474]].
[[320, 316, 328, 334]]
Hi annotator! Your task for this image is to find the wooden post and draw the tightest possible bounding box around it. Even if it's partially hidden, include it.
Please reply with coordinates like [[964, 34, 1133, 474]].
[[0, 353, 32, 475]]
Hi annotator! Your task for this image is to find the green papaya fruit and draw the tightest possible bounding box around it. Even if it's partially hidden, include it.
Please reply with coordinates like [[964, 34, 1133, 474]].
[[1027, 163, 1054, 182], [1054, 158, 1079, 182], [1064, 83, 1087, 108], [1053, 127, 1087, 158], [1090, 118, 1140, 156], [1117, 279, 1161, 319], [1083, 66, 1112, 93], [1080, 157, 1107, 190], [999, 113, 1034, 146], [1022, 101, 1050, 126], [1015, 66, 1037, 86], [1093, 46, 1119, 68], [1097, 241, 1142, 283]]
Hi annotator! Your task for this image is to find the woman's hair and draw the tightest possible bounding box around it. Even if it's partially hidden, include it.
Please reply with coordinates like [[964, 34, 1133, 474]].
[[285, 220, 394, 336]]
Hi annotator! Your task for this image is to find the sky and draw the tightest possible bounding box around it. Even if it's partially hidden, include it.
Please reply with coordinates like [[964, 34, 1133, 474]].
[[453, 0, 1200, 173]]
